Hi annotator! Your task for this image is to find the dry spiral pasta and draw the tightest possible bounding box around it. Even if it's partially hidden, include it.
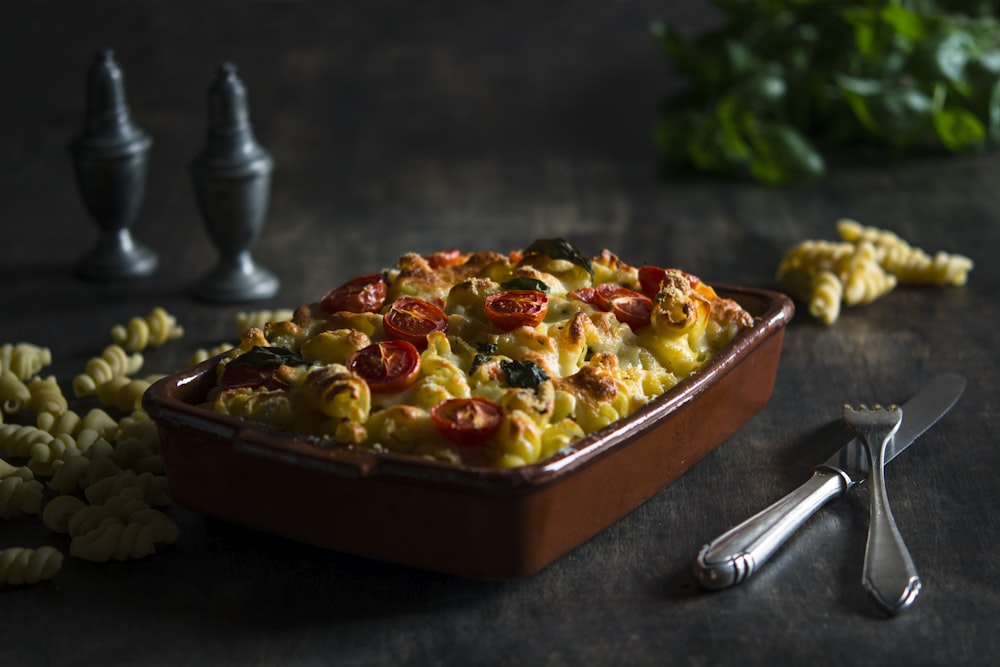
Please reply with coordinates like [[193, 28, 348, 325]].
[[777, 219, 973, 324], [110, 307, 184, 353], [1, 343, 52, 380], [0, 475, 44, 514], [0, 423, 54, 459], [55, 489, 179, 562], [0, 546, 63, 585], [836, 218, 974, 286], [72, 344, 144, 398], [93, 375, 161, 412], [85, 470, 170, 506], [37, 407, 118, 440], [2, 306, 184, 577], [0, 365, 31, 415], [26, 375, 68, 416]]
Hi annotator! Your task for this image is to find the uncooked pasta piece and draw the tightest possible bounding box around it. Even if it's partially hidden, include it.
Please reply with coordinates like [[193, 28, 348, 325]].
[[0, 546, 63, 585], [836, 218, 973, 286], [0, 343, 52, 380], [808, 269, 844, 326], [85, 470, 170, 506], [0, 423, 54, 459], [37, 407, 118, 440], [93, 375, 159, 412], [0, 475, 44, 514], [778, 218, 974, 324], [72, 344, 144, 398], [840, 241, 897, 306], [26, 375, 68, 416], [42, 494, 87, 533], [110, 307, 184, 353], [0, 366, 31, 414]]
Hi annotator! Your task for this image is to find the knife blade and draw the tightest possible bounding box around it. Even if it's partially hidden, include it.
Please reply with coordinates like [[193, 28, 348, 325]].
[[694, 372, 966, 590]]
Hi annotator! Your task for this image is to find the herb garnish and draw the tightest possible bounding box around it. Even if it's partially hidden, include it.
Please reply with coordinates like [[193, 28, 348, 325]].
[[469, 342, 498, 375], [228, 346, 303, 369], [501, 360, 550, 390], [651, 2, 1000, 184], [500, 277, 551, 293], [523, 238, 594, 279]]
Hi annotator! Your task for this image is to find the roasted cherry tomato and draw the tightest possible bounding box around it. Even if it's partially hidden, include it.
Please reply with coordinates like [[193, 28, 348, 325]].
[[483, 290, 549, 331], [220, 363, 282, 390], [425, 249, 465, 269], [639, 265, 701, 297], [638, 265, 667, 298], [594, 284, 653, 331], [320, 274, 387, 314], [383, 297, 449, 349], [430, 397, 503, 446], [568, 286, 598, 305], [347, 340, 421, 393]]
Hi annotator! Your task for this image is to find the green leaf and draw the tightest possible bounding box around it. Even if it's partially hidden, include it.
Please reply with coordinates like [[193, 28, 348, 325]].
[[745, 122, 825, 185], [500, 360, 549, 391], [933, 107, 987, 150], [500, 277, 550, 293], [837, 75, 935, 147], [523, 238, 594, 279], [229, 346, 303, 370], [469, 342, 498, 376]]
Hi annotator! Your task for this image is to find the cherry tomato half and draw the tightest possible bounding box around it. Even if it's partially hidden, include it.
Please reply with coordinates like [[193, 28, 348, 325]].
[[568, 286, 598, 306], [347, 340, 421, 393], [425, 249, 466, 269], [637, 265, 667, 298], [383, 297, 449, 349], [320, 274, 387, 314], [638, 265, 701, 297], [594, 284, 653, 331], [220, 363, 287, 391], [430, 397, 503, 446], [483, 290, 549, 331]]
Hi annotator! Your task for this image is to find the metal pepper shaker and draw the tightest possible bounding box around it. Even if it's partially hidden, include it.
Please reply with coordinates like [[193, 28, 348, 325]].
[[70, 49, 158, 280], [189, 62, 279, 302]]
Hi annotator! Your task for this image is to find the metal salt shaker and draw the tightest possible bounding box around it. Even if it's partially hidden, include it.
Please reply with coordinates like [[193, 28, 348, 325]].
[[70, 49, 158, 280], [189, 62, 279, 302]]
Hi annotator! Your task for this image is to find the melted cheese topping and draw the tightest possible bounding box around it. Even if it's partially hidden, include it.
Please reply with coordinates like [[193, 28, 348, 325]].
[[207, 246, 754, 468]]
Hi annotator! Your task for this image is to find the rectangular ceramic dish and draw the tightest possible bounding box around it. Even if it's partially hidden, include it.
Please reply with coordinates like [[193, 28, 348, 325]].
[[144, 285, 793, 579]]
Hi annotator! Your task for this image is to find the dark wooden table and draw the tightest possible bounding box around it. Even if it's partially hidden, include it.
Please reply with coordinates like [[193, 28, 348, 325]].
[[3, 2, 998, 665]]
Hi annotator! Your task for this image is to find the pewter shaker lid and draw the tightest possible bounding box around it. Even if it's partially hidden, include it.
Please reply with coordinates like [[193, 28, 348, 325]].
[[73, 49, 150, 156], [195, 62, 271, 170]]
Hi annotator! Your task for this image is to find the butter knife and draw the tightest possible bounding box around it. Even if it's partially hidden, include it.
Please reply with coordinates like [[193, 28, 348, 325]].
[[694, 372, 966, 590]]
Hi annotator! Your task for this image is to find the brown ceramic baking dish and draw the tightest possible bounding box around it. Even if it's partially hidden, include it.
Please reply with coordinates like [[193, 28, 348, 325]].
[[144, 285, 793, 579]]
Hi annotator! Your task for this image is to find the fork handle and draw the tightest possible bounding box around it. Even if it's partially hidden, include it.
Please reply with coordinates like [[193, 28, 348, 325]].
[[863, 457, 922, 615], [694, 467, 850, 589]]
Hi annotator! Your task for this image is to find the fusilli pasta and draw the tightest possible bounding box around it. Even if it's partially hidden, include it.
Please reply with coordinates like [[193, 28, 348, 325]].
[[72, 344, 144, 398], [777, 219, 973, 324], [110, 307, 184, 353], [0, 546, 63, 585]]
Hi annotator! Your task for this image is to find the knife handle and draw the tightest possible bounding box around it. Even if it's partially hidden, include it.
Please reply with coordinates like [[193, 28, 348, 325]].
[[694, 466, 850, 589]]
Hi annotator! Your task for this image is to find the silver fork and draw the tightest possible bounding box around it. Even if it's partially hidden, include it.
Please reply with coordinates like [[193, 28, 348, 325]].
[[843, 403, 922, 615]]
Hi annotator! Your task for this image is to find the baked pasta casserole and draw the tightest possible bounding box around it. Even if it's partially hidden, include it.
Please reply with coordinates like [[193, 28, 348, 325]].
[[206, 239, 754, 468]]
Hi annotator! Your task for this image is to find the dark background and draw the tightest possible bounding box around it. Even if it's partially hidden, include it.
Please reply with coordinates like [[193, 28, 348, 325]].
[[2, 2, 998, 665]]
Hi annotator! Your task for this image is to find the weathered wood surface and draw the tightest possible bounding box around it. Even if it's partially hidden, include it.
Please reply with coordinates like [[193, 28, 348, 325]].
[[1, 2, 997, 665]]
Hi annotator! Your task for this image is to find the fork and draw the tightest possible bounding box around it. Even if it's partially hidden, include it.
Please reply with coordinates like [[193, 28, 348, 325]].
[[843, 403, 922, 615]]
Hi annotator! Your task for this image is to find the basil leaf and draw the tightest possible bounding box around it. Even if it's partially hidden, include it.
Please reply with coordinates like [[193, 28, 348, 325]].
[[229, 346, 303, 369], [501, 277, 550, 293], [469, 342, 499, 375], [652, 1, 1000, 183], [524, 238, 593, 279], [500, 360, 549, 391]]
